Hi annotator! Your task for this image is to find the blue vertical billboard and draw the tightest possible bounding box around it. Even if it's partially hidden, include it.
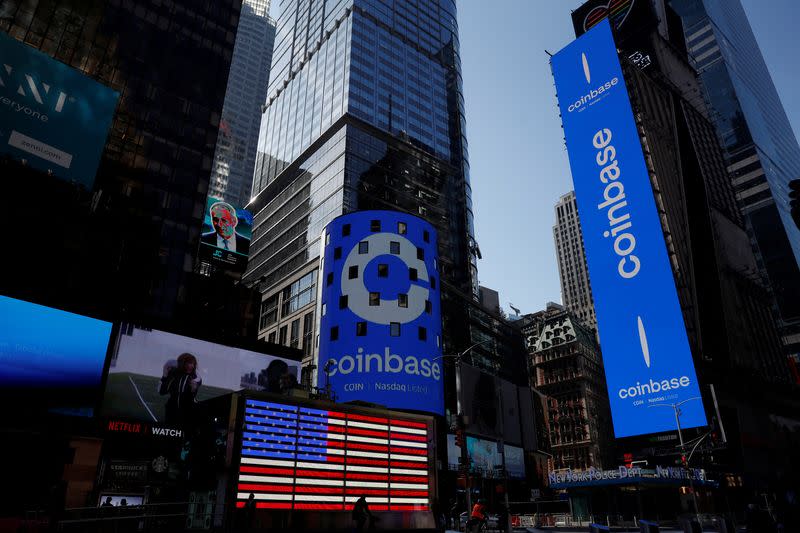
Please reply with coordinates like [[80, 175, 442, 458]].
[[317, 210, 444, 415], [0, 32, 118, 188], [551, 20, 706, 437]]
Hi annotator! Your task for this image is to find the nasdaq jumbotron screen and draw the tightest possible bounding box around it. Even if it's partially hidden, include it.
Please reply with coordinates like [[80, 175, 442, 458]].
[[235, 399, 433, 511], [316, 210, 444, 415]]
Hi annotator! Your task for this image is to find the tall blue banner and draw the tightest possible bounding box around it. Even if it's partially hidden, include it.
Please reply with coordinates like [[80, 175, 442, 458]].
[[0, 32, 118, 188], [551, 20, 706, 437], [316, 210, 444, 415]]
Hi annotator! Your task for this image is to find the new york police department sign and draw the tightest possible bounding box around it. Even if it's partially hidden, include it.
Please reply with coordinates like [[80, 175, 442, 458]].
[[551, 20, 706, 437], [0, 32, 118, 188], [316, 210, 444, 415]]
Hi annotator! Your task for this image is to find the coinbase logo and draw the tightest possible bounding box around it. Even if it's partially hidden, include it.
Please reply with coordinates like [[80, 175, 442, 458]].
[[317, 210, 444, 415], [341, 232, 429, 325]]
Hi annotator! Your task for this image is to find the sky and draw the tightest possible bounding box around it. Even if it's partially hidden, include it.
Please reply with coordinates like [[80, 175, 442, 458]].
[[267, 1, 800, 316], [459, 0, 800, 315]]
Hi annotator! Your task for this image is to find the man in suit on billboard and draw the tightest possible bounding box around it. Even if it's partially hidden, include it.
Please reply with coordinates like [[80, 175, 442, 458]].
[[200, 200, 250, 256]]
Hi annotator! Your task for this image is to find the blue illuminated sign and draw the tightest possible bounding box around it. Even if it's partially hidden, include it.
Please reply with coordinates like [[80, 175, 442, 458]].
[[0, 32, 118, 188], [317, 210, 444, 415], [551, 20, 706, 437], [0, 295, 112, 388]]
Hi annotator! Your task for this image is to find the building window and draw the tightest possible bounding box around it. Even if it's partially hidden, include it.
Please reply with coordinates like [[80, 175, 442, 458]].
[[398, 293, 408, 307], [417, 247, 424, 260], [281, 270, 318, 317], [302, 312, 314, 356], [409, 268, 418, 281], [369, 292, 380, 306], [370, 219, 381, 231], [290, 318, 300, 349], [378, 263, 388, 277], [334, 247, 342, 259], [397, 222, 407, 235], [423, 230, 430, 243], [356, 322, 367, 336], [330, 326, 339, 341], [359, 241, 369, 254], [390, 323, 401, 336], [267, 331, 276, 343], [418, 326, 427, 341], [339, 295, 348, 309], [279, 326, 288, 346], [342, 223, 351, 236], [259, 294, 279, 330], [349, 265, 359, 279], [390, 241, 400, 254]]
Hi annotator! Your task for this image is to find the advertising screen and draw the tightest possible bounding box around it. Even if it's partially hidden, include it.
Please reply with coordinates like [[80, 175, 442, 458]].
[[0, 32, 118, 189], [316, 211, 444, 415], [102, 326, 300, 424], [235, 398, 433, 511], [0, 295, 112, 411], [198, 196, 253, 271], [466, 437, 501, 477], [551, 20, 706, 437], [504, 444, 525, 479]]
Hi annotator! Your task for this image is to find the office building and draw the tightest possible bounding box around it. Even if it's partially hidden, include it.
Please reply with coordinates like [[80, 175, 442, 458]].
[[566, 0, 799, 492], [553, 191, 597, 334], [520, 303, 614, 471], [669, 0, 800, 363], [210, 0, 277, 208], [244, 0, 478, 372]]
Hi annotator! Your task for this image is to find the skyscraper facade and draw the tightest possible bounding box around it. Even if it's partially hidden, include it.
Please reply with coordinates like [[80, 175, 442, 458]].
[[210, 0, 277, 208], [670, 0, 800, 360], [244, 0, 478, 371], [553, 191, 597, 334]]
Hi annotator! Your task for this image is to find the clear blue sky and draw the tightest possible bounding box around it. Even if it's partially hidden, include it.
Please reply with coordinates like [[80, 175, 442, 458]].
[[459, 0, 800, 315]]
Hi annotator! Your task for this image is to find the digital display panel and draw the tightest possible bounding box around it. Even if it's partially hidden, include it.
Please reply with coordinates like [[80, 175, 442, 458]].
[[0, 295, 112, 410], [0, 32, 118, 188], [198, 196, 253, 271], [316, 211, 444, 415], [102, 326, 300, 424], [236, 399, 433, 511], [551, 20, 706, 437]]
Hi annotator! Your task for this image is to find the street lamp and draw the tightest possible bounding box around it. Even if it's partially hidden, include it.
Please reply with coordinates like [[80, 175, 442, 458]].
[[434, 339, 494, 528], [648, 397, 702, 525]]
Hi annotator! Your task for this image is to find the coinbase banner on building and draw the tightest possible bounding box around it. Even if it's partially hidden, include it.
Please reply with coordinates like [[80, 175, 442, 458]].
[[316, 210, 444, 415], [551, 20, 706, 438], [0, 32, 118, 189]]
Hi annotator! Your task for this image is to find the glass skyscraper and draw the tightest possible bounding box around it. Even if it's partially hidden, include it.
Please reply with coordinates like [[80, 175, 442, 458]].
[[671, 0, 800, 356], [210, 0, 276, 208], [244, 0, 478, 370]]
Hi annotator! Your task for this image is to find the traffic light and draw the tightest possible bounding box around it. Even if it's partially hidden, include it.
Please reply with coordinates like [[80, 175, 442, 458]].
[[790, 179, 800, 229]]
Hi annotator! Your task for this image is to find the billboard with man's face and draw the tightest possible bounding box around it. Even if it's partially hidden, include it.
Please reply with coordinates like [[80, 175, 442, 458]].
[[198, 196, 252, 271], [102, 326, 300, 424]]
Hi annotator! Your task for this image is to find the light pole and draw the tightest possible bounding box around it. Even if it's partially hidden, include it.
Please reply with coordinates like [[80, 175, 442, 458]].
[[648, 396, 702, 525], [434, 339, 493, 527]]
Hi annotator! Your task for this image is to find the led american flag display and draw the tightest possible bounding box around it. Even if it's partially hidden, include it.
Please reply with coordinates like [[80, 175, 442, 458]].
[[236, 399, 432, 511]]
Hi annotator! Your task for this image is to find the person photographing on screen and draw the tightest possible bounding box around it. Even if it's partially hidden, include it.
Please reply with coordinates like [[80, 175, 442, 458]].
[[160, 353, 201, 424]]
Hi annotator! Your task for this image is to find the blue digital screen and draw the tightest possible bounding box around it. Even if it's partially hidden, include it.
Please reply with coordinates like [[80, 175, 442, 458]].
[[0, 295, 112, 389], [317, 211, 444, 415], [0, 32, 119, 189], [551, 20, 706, 437]]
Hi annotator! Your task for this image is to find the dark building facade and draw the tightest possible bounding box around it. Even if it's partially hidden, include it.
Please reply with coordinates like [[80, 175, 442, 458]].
[[1, 0, 241, 326], [520, 304, 614, 471], [244, 0, 478, 371], [668, 0, 800, 368], [567, 0, 800, 494]]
